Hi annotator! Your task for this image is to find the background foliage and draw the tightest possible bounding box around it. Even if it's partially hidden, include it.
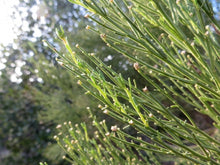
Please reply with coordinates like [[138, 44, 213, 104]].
[[0, 0, 136, 164]]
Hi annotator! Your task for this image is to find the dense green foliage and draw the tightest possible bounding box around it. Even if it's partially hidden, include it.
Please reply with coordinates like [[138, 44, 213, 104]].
[[0, 1, 91, 164], [0, 0, 137, 164], [0, 74, 50, 165], [48, 0, 220, 164], [1, 0, 220, 164]]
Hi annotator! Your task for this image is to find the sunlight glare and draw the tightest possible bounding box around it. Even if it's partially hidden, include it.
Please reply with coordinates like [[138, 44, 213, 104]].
[[0, 0, 19, 46]]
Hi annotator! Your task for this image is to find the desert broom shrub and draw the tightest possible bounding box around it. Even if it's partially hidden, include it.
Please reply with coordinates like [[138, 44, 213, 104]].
[[45, 0, 220, 164], [53, 110, 160, 165]]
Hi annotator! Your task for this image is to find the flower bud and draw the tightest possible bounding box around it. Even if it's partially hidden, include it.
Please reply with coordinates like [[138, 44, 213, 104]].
[[133, 62, 140, 70], [84, 14, 90, 18], [56, 124, 62, 129], [111, 125, 118, 132], [181, 50, 186, 55], [176, 0, 180, 5], [129, 120, 134, 125], [103, 109, 108, 114], [142, 86, 148, 92], [86, 25, 90, 30], [149, 113, 153, 118], [77, 80, 82, 85], [128, 5, 132, 9], [100, 34, 106, 39]]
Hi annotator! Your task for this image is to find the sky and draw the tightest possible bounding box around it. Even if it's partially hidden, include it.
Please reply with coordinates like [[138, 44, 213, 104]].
[[0, 0, 43, 82], [0, 0, 20, 46], [0, 0, 24, 82]]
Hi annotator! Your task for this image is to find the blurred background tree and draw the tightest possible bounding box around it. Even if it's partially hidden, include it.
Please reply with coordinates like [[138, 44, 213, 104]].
[[0, 0, 135, 164], [0, 0, 220, 165]]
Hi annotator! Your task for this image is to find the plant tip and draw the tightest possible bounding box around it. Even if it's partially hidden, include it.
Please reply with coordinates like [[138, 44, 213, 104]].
[[128, 5, 132, 9], [111, 125, 118, 132], [84, 14, 90, 18], [176, 0, 180, 5], [56, 124, 62, 129], [129, 120, 134, 125], [86, 25, 90, 30], [77, 80, 82, 85], [133, 62, 140, 70], [142, 86, 148, 92], [103, 109, 108, 114], [149, 113, 153, 118]]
